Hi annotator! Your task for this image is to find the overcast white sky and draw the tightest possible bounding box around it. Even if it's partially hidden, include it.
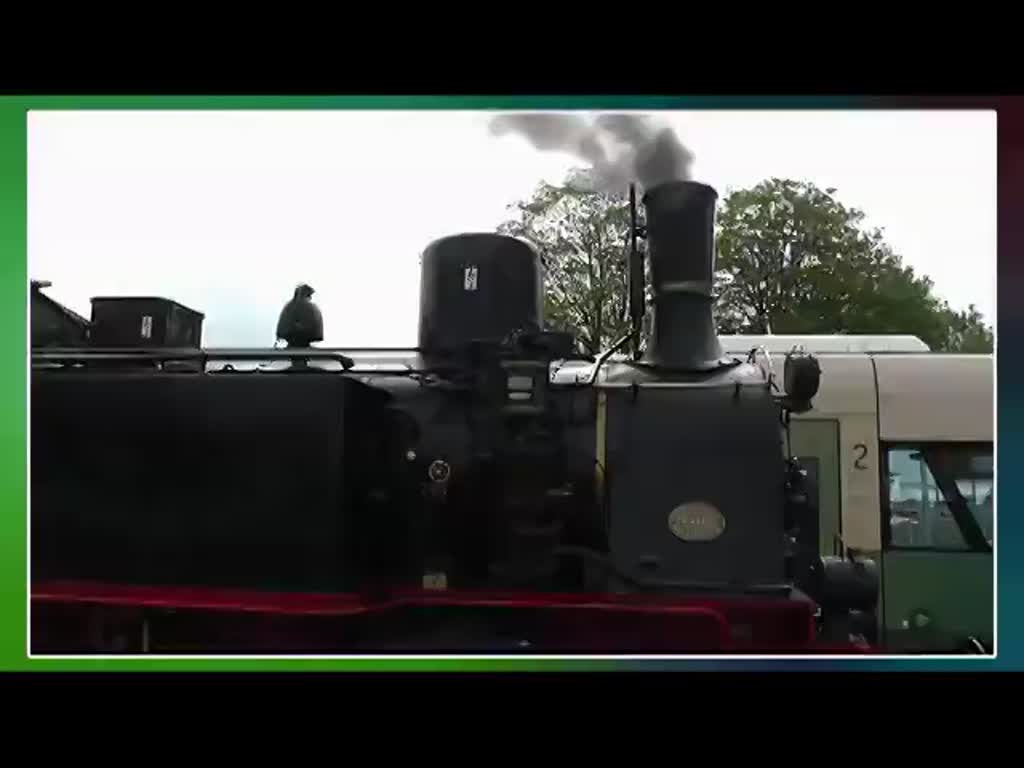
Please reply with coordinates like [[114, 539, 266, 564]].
[[28, 110, 996, 347]]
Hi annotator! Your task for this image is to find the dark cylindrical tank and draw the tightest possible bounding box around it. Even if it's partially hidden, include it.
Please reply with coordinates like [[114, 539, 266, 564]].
[[642, 181, 724, 371], [418, 233, 543, 357]]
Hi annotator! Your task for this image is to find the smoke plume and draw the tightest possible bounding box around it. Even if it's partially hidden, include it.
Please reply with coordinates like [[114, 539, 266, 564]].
[[488, 112, 694, 192]]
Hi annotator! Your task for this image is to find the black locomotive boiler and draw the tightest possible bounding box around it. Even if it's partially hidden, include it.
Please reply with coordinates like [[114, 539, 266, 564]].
[[30, 180, 878, 654]]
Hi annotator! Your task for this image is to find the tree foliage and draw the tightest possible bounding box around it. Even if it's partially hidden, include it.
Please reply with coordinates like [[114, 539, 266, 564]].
[[942, 304, 994, 353], [497, 179, 635, 355], [498, 173, 993, 355]]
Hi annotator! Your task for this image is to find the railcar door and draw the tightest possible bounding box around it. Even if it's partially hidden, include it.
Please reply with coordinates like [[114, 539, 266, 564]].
[[880, 443, 994, 653], [789, 420, 842, 556]]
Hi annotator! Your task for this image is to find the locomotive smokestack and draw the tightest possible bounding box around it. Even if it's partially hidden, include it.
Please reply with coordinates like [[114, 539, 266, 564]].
[[641, 181, 723, 371]]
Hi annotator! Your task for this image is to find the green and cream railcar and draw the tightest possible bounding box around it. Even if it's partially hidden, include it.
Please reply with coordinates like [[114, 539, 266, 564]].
[[736, 338, 994, 653]]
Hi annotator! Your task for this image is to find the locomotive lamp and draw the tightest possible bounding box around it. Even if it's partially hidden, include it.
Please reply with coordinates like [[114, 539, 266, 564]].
[[782, 350, 821, 413]]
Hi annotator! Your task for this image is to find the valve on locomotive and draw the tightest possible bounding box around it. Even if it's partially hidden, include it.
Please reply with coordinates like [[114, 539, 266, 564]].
[[276, 283, 323, 349]]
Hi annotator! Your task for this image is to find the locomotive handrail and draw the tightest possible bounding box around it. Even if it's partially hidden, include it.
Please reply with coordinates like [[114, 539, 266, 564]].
[[586, 332, 634, 384], [747, 345, 776, 388], [33, 345, 601, 372], [32, 346, 418, 358], [31, 346, 386, 370], [592, 380, 759, 389]]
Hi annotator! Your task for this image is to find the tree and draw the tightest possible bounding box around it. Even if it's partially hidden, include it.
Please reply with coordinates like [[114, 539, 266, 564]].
[[714, 179, 993, 352], [941, 303, 994, 353], [498, 172, 993, 354], [497, 177, 634, 356]]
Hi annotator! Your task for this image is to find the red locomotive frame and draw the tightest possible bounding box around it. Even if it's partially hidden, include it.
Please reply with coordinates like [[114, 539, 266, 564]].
[[31, 580, 872, 655]]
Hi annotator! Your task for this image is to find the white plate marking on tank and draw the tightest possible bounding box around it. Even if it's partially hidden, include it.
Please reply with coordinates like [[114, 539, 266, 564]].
[[668, 501, 727, 542]]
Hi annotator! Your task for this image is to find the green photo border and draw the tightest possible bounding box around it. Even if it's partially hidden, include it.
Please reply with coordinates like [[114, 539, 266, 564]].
[[3, 95, 1006, 672]]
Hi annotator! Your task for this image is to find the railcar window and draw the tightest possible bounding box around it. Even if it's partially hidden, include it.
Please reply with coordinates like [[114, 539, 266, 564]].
[[886, 445, 993, 551]]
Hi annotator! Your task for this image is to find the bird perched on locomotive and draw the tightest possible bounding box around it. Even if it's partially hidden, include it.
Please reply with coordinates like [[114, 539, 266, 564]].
[[29, 116, 879, 654]]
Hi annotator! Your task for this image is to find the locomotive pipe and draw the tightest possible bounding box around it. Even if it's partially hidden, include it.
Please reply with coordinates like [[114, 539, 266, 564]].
[[640, 181, 724, 371], [627, 183, 646, 360]]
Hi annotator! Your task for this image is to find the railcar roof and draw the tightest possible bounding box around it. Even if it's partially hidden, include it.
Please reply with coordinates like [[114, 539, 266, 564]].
[[717, 335, 931, 354]]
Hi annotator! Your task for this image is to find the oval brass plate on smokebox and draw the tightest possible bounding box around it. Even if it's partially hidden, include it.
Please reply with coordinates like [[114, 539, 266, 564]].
[[668, 501, 726, 542]]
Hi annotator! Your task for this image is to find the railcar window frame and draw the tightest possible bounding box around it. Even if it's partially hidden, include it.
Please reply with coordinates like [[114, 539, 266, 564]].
[[880, 440, 993, 554]]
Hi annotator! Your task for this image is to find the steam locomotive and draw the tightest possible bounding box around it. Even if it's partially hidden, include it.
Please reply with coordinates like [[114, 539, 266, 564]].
[[30, 180, 879, 653]]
